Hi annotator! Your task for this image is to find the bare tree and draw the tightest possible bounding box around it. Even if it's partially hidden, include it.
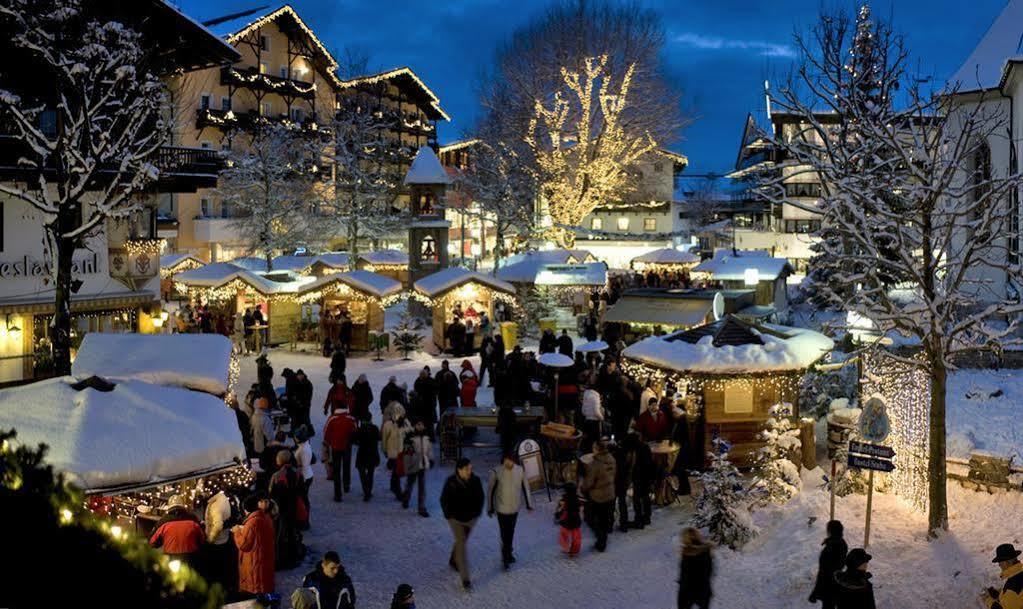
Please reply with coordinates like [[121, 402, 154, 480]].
[[218, 122, 320, 270], [768, 5, 1023, 534], [0, 0, 167, 374]]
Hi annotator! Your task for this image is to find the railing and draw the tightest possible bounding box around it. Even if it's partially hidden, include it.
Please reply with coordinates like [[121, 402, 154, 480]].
[[221, 66, 317, 99], [196, 107, 321, 134], [153, 146, 223, 175]]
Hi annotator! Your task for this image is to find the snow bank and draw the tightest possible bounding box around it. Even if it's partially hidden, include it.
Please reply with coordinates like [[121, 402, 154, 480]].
[[947, 368, 1023, 460], [623, 323, 833, 373], [414, 267, 515, 297], [0, 377, 244, 491], [72, 333, 234, 396]]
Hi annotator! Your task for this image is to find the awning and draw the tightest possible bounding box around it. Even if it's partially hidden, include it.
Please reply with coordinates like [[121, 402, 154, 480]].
[[604, 297, 713, 327], [0, 291, 157, 315]]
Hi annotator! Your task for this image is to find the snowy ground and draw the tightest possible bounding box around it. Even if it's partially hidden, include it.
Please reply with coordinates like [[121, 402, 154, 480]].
[[237, 344, 1023, 609]]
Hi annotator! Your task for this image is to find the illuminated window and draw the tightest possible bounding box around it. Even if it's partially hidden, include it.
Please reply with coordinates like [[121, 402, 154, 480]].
[[591, 217, 603, 230], [420, 236, 438, 262], [616, 217, 629, 231], [643, 218, 657, 231], [259, 62, 269, 75], [419, 192, 435, 216], [723, 382, 754, 414]]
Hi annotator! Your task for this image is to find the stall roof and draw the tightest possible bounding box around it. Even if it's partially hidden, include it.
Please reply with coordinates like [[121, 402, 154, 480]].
[[315, 252, 351, 269], [692, 253, 792, 281], [72, 333, 234, 396], [298, 270, 403, 299], [271, 255, 319, 273], [360, 250, 409, 266], [160, 253, 204, 270], [502, 249, 596, 267], [0, 377, 244, 491], [604, 296, 713, 327], [414, 267, 515, 298], [225, 256, 269, 272], [623, 315, 833, 374], [631, 248, 701, 265], [174, 262, 313, 295], [497, 258, 607, 286]]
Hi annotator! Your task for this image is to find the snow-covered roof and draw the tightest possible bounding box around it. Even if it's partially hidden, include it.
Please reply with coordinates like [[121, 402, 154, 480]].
[[226, 256, 269, 272], [949, 0, 1023, 92], [0, 377, 244, 491], [502, 249, 596, 267], [173, 261, 247, 285], [414, 267, 515, 298], [497, 258, 607, 286], [631, 248, 701, 265], [315, 252, 351, 269], [359, 249, 409, 266], [692, 253, 792, 281], [72, 333, 234, 396], [173, 262, 313, 295], [271, 254, 319, 273], [404, 146, 452, 185], [623, 318, 833, 374], [160, 253, 204, 270], [297, 270, 403, 299]]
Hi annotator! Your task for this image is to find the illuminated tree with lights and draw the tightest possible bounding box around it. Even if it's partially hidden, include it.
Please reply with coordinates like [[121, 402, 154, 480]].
[[768, 4, 1023, 533], [526, 55, 658, 247], [0, 0, 168, 375], [219, 122, 321, 270], [391, 307, 423, 360]]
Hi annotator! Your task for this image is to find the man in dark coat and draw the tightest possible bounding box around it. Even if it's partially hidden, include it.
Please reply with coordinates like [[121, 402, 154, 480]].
[[557, 329, 574, 357], [479, 333, 496, 387], [584, 314, 598, 342], [629, 433, 655, 529], [810, 520, 848, 609], [413, 367, 437, 420], [448, 318, 466, 356], [440, 458, 485, 590], [351, 374, 373, 422], [678, 527, 713, 609], [354, 418, 381, 501], [435, 360, 460, 411], [985, 543, 1023, 609], [538, 328, 557, 354], [380, 376, 406, 412], [834, 548, 876, 609], [284, 369, 314, 435], [302, 551, 356, 609], [329, 348, 346, 384]]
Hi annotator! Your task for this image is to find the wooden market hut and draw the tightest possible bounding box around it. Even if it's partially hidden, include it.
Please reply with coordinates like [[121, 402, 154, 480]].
[[630, 247, 701, 273], [413, 267, 516, 351], [497, 259, 608, 328], [621, 315, 833, 467], [604, 288, 756, 341], [691, 251, 793, 313], [356, 250, 410, 287], [159, 253, 204, 300], [294, 270, 402, 351]]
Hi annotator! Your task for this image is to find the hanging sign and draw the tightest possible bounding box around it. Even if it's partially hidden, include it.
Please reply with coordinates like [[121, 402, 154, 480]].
[[858, 396, 891, 443]]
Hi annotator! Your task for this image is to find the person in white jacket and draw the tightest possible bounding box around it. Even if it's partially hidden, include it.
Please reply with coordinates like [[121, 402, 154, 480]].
[[293, 426, 315, 522], [581, 387, 604, 451], [487, 454, 534, 569], [204, 490, 235, 591], [381, 403, 412, 499]]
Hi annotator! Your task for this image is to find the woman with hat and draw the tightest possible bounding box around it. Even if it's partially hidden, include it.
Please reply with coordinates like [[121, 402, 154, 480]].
[[834, 548, 876, 609], [149, 494, 204, 567], [390, 583, 415, 609], [984, 543, 1023, 609]]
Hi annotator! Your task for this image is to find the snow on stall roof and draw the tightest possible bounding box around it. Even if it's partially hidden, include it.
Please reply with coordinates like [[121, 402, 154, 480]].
[[949, 0, 1023, 92], [271, 255, 319, 273], [404, 146, 452, 185], [298, 270, 402, 299], [0, 377, 244, 491], [631, 247, 701, 265], [359, 249, 409, 266], [72, 333, 234, 396], [174, 262, 312, 295], [497, 258, 606, 285], [623, 321, 833, 373], [692, 253, 792, 281], [172, 261, 245, 285], [315, 252, 350, 269], [414, 267, 515, 297], [160, 253, 203, 270], [501, 249, 596, 267], [227, 256, 269, 272]]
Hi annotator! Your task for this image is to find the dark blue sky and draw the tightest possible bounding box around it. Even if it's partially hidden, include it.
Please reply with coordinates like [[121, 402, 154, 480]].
[[179, 0, 1008, 174]]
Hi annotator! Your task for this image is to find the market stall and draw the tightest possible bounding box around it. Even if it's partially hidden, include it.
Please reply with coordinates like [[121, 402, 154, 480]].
[[356, 250, 410, 286], [413, 267, 517, 351], [498, 259, 608, 328], [159, 253, 204, 300], [621, 315, 833, 467], [294, 270, 403, 351], [603, 288, 755, 340], [691, 251, 793, 312], [630, 247, 701, 273]]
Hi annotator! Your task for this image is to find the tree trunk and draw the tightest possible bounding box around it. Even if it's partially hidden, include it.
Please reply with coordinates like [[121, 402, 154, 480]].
[[927, 350, 949, 534], [348, 220, 360, 271], [51, 234, 75, 376], [493, 222, 504, 276]]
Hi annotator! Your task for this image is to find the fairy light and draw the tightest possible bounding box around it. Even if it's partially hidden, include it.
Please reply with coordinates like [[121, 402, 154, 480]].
[[123, 238, 165, 257], [337, 67, 450, 120], [160, 258, 202, 278], [60, 508, 73, 523], [632, 261, 699, 273], [168, 559, 181, 574], [95, 465, 256, 521]]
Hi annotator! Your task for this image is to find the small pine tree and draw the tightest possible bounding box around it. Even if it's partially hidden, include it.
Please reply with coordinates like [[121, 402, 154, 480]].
[[753, 402, 802, 506], [691, 438, 759, 549], [391, 308, 423, 360]]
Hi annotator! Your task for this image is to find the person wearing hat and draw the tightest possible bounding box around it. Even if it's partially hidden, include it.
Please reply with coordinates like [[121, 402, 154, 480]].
[[985, 543, 1023, 609], [834, 548, 876, 609], [390, 583, 415, 609], [149, 495, 204, 566], [809, 520, 848, 609]]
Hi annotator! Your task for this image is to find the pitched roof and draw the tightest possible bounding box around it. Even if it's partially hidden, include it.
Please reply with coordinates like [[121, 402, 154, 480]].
[[296, 270, 402, 300], [404, 146, 452, 185], [338, 67, 449, 121], [692, 253, 792, 281], [413, 267, 515, 298], [950, 0, 1023, 92], [631, 248, 701, 266]]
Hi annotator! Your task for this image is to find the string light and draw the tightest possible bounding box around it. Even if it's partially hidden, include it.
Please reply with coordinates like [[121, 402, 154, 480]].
[[222, 66, 317, 96], [224, 5, 343, 86], [160, 258, 203, 278], [96, 465, 256, 521], [337, 67, 450, 120], [123, 239, 165, 257]]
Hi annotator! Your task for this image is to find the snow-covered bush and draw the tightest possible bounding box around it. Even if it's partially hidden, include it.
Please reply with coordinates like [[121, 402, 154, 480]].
[[753, 402, 802, 505], [691, 438, 759, 549], [800, 366, 857, 419], [391, 308, 423, 360]]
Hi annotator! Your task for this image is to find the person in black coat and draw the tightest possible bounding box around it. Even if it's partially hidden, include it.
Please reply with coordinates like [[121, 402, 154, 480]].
[[354, 419, 381, 501], [810, 520, 848, 609], [329, 348, 346, 383], [496, 404, 519, 456], [286, 369, 314, 434], [479, 334, 496, 387], [557, 329, 574, 357], [413, 367, 438, 427], [440, 458, 485, 589], [351, 374, 374, 422], [584, 314, 598, 342], [379, 376, 406, 412], [629, 432, 655, 529], [834, 548, 876, 609], [539, 329, 557, 354], [435, 360, 460, 411], [302, 551, 356, 609], [678, 527, 713, 609]]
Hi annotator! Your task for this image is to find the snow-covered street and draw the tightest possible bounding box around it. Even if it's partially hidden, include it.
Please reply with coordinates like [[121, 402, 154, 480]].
[[239, 348, 1023, 608]]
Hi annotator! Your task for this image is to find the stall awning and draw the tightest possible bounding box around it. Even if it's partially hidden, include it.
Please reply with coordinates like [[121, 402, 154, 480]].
[[604, 297, 713, 327], [0, 290, 157, 315]]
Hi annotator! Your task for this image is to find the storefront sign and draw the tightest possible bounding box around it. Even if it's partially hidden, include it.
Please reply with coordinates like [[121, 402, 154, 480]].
[[0, 253, 100, 279]]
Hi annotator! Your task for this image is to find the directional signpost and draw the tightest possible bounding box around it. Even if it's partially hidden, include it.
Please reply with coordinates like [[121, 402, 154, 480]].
[[848, 439, 896, 548]]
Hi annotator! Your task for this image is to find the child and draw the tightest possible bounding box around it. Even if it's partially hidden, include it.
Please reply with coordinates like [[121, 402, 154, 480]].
[[556, 482, 582, 556]]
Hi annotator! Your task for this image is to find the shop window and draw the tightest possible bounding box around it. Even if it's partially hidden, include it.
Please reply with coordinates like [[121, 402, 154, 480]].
[[259, 35, 270, 52], [723, 382, 754, 414], [616, 217, 629, 231], [591, 217, 603, 230], [420, 235, 438, 262], [643, 218, 657, 231]]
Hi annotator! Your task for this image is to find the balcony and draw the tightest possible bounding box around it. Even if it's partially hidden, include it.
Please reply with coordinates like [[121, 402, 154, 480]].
[[193, 216, 243, 244], [196, 108, 321, 134], [221, 66, 317, 100]]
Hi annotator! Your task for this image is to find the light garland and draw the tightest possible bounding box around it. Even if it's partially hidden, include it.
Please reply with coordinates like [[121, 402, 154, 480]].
[[222, 66, 317, 96], [97, 465, 256, 521], [124, 239, 165, 257], [362, 263, 407, 272], [620, 358, 803, 405], [178, 279, 266, 304], [225, 5, 341, 80], [632, 261, 699, 273], [160, 259, 203, 278], [338, 67, 450, 121], [410, 283, 519, 312]]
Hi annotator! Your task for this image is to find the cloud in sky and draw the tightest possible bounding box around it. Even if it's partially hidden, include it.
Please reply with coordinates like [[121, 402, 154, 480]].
[[673, 32, 796, 58]]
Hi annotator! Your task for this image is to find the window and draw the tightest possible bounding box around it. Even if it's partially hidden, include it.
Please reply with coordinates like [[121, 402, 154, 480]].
[[971, 141, 992, 222], [420, 235, 438, 262], [280, 66, 288, 79], [259, 62, 269, 75], [221, 97, 231, 112], [616, 217, 629, 231], [723, 381, 754, 415], [200, 198, 211, 217], [643, 218, 657, 231], [260, 102, 272, 117], [259, 35, 270, 52], [784, 182, 822, 198], [418, 192, 435, 216], [38, 109, 57, 137], [784, 219, 821, 234], [199, 94, 211, 110], [199, 141, 213, 150], [591, 217, 603, 230]]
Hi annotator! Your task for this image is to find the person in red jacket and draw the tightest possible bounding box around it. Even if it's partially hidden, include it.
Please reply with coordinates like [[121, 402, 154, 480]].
[[635, 396, 670, 442], [233, 494, 275, 597], [149, 495, 204, 566], [322, 375, 352, 416], [459, 360, 479, 408], [323, 405, 358, 502]]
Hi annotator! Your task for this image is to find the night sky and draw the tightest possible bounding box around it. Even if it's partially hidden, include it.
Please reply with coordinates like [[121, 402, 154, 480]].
[[177, 0, 1009, 174]]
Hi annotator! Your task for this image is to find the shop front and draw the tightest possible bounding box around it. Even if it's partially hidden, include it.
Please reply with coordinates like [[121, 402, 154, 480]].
[[293, 270, 402, 351], [413, 267, 516, 351]]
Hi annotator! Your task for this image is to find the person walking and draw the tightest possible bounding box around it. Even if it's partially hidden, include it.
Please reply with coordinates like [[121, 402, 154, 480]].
[[322, 405, 358, 502], [580, 385, 604, 453], [678, 527, 713, 609], [323, 376, 352, 417], [435, 360, 460, 412], [401, 421, 432, 517], [380, 376, 406, 412], [354, 416, 381, 501], [557, 329, 574, 357], [440, 458, 485, 590], [556, 483, 583, 556], [233, 494, 275, 598], [329, 344, 346, 383], [809, 520, 848, 609], [382, 403, 412, 500], [487, 453, 534, 569], [351, 374, 373, 423], [390, 584, 415, 609], [984, 543, 1023, 609], [413, 367, 438, 430], [479, 332, 496, 387], [580, 439, 616, 552], [629, 432, 655, 529], [834, 548, 876, 609], [302, 551, 356, 609]]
